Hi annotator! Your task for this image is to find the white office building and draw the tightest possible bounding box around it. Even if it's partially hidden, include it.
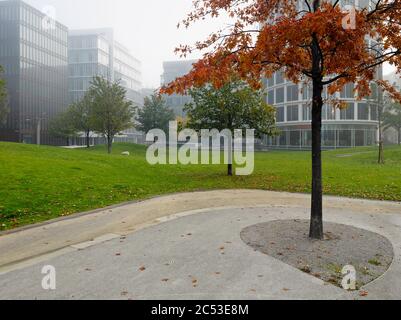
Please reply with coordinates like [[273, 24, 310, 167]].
[[68, 28, 142, 106]]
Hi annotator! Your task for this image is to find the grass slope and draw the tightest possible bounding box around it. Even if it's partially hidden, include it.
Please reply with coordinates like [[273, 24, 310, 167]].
[[1, 142, 401, 230]]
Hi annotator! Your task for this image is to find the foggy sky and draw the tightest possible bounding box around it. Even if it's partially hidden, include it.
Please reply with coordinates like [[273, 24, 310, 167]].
[[25, 0, 395, 88], [25, 0, 230, 88]]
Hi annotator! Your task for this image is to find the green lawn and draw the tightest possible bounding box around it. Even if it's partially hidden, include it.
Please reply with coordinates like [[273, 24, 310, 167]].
[[1, 141, 401, 231]]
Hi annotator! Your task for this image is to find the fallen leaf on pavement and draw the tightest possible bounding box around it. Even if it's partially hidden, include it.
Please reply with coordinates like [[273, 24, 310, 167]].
[[359, 290, 369, 297]]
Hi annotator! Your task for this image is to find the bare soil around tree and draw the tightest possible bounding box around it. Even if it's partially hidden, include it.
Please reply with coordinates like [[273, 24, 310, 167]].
[[241, 220, 394, 289]]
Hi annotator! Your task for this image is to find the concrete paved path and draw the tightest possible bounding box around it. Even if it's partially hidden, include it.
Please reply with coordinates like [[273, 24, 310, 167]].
[[0, 190, 401, 299]]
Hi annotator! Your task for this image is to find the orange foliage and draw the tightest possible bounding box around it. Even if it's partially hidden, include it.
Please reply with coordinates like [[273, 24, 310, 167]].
[[161, 0, 401, 101]]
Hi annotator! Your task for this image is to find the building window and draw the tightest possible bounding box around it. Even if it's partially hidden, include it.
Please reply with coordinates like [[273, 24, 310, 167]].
[[323, 130, 336, 147], [276, 107, 284, 122], [370, 82, 379, 100], [302, 83, 312, 101], [340, 103, 355, 120], [339, 130, 352, 147], [302, 104, 311, 121], [287, 84, 299, 102], [371, 104, 378, 120], [289, 131, 301, 146], [275, 71, 284, 84], [355, 130, 365, 146], [287, 105, 299, 122], [358, 103, 369, 120], [267, 76, 274, 87], [267, 90, 274, 105], [340, 83, 355, 99], [323, 104, 336, 120], [279, 132, 286, 145], [276, 87, 284, 103]]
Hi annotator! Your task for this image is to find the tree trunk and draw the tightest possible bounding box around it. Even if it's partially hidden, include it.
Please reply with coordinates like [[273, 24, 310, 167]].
[[227, 163, 233, 176], [377, 86, 384, 164], [398, 128, 401, 146], [378, 118, 384, 164], [86, 130, 90, 148], [227, 132, 233, 176], [309, 26, 324, 240], [107, 135, 113, 154], [310, 79, 324, 240], [378, 140, 384, 164]]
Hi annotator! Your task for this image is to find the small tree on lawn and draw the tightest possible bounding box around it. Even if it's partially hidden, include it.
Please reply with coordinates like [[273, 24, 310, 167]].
[[0, 66, 9, 125], [48, 110, 77, 145], [69, 93, 95, 148], [89, 76, 136, 154], [185, 80, 277, 176], [384, 101, 401, 145], [162, 0, 401, 240], [136, 94, 175, 134]]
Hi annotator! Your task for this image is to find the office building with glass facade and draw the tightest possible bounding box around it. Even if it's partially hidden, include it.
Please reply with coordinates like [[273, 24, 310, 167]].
[[0, 0, 68, 145], [68, 28, 142, 106], [161, 60, 196, 117]]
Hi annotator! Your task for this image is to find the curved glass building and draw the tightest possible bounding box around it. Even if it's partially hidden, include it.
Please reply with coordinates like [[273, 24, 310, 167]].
[[263, 73, 380, 150], [263, 0, 381, 150]]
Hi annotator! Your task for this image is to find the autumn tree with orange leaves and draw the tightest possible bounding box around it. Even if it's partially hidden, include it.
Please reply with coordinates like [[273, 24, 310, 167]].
[[161, 0, 401, 240]]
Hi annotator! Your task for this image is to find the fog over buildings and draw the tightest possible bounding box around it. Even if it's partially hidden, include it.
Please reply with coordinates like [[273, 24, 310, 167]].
[[23, 0, 231, 89], [0, 0, 398, 146], [3, 0, 397, 87], [0, 0, 231, 144]]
